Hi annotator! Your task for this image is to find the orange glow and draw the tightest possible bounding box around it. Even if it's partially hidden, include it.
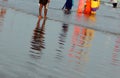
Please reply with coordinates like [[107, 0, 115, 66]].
[[77, 0, 85, 13], [84, 0, 91, 14]]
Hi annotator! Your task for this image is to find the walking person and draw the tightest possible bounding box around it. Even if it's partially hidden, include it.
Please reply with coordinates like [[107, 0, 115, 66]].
[[62, 0, 73, 14], [38, 0, 50, 19], [111, 0, 118, 8]]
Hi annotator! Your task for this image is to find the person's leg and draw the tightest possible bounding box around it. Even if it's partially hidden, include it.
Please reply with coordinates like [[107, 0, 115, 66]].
[[39, 4, 43, 18], [44, 5, 48, 18], [64, 0, 72, 14]]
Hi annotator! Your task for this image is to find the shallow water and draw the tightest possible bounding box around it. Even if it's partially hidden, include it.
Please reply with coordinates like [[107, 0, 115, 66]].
[[0, 0, 120, 78]]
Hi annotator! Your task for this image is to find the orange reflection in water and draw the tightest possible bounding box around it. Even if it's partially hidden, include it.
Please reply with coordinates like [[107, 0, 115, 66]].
[[68, 13, 96, 71], [84, 14, 96, 24], [68, 25, 95, 71]]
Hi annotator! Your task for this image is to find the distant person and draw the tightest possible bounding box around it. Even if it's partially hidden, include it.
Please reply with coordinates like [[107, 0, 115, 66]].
[[38, 0, 50, 19], [62, 0, 73, 14], [111, 0, 118, 8]]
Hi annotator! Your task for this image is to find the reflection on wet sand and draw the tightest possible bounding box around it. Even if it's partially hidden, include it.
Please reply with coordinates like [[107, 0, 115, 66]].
[[0, 5, 7, 31], [55, 23, 69, 61], [68, 14, 96, 71], [84, 14, 96, 23], [112, 36, 120, 66], [30, 18, 47, 59], [69, 26, 95, 71], [69, 26, 94, 63]]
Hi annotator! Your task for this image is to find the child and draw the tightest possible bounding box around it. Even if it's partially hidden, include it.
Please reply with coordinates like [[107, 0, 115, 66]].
[[38, 0, 50, 19], [111, 0, 118, 8]]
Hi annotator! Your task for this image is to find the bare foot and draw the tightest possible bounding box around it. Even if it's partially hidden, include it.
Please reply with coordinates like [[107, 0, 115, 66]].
[[38, 15, 43, 19]]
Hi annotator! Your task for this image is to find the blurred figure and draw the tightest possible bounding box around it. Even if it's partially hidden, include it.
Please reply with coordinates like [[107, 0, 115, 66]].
[[91, 0, 100, 14], [62, 0, 73, 14], [77, 0, 85, 13], [77, 0, 100, 15], [111, 0, 118, 8], [84, 0, 91, 14], [38, 0, 50, 19]]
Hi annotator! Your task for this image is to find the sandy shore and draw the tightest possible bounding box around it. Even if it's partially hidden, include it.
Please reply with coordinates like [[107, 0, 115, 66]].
[[0, 0, 120, 78], [0, 0, 120, 35]]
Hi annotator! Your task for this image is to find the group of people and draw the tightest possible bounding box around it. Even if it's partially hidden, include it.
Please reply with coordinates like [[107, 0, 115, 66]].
[[38, 0, 73, 19], [38, 0, 118, 19]]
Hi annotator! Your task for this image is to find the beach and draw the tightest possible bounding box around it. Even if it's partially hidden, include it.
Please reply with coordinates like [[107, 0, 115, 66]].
[[0, 0, 120, 78]]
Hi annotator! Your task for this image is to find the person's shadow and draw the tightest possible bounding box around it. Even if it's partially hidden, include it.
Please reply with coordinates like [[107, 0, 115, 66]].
[[30, 18, 47, 59]]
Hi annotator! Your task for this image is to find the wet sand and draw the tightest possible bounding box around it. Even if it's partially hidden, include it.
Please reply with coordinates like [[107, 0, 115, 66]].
[[0, 0, 120, 34], [0, 0, 120, 78]]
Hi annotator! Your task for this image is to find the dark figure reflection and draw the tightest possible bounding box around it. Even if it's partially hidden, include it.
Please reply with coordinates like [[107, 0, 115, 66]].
[[56, 23, 69, 61], [30, 18, 47, 59]]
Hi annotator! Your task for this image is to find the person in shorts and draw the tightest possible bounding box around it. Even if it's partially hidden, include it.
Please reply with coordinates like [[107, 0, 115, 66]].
[[39, 0, 50, 19]]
